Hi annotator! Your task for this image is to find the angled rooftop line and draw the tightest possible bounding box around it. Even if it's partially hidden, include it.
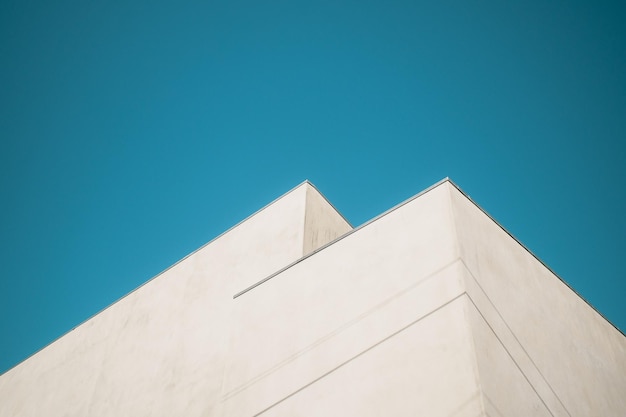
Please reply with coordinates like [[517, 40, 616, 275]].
[[233, 178, 625, 337], [1, 180, 316, 376]]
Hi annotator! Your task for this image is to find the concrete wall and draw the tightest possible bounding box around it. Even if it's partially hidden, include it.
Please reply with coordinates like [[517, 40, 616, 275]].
[[1, 179, 624, 417], [0, 181, 351, 417], [448, 182, 626, 417], [222, 184, 482, 416]]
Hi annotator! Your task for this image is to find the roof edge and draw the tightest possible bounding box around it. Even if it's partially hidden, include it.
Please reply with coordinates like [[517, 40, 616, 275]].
[[446, 179, 625, 337], [234, 177, 451, 298], [0, 180, 314, 377]]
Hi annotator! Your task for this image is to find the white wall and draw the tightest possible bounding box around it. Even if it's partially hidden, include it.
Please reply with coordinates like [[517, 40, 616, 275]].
[[0, 182, 351, 417], [2, 179, 624, 417], [448, 182, 626, 417], [221, 183, 482, 416]]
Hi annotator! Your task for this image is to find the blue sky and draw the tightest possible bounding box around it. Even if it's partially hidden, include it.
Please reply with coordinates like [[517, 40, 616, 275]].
[[1, 0, 624, 374]]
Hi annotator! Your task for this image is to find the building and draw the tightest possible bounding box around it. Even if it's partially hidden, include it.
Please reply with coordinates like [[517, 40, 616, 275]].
[[0, 179, 624, 416]]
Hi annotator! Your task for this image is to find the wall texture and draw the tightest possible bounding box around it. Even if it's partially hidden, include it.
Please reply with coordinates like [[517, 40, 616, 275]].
[[0, 179, 623, 417]]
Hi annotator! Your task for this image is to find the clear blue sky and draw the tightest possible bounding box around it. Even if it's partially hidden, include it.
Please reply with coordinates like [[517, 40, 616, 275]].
[[1, 0, 624, 374]]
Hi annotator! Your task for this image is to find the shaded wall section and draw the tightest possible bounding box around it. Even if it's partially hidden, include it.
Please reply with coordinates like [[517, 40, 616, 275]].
[[447, 181, 626, 417]]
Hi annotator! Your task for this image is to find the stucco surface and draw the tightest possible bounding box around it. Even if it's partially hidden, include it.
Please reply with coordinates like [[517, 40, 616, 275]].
[[1, 179, 624, 417], [223, 185, 464, 415], [0, 182, 350, 417], [253, 297, 483, 417], [448, 183, 626, 416]]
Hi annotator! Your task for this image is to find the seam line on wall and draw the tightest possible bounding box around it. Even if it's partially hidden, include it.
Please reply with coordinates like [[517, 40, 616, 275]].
[[460, 259, 571, 416], [251, 293, 465, 416], [465, 293, 564, 417], [223, 259, 462, 400]]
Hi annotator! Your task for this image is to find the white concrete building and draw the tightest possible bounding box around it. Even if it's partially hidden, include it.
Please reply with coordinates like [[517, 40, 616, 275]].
[[1, 179, 624, 416]]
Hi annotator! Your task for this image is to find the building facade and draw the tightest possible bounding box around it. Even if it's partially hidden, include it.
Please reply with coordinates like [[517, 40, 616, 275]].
[[1, 179, 624, 416]]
